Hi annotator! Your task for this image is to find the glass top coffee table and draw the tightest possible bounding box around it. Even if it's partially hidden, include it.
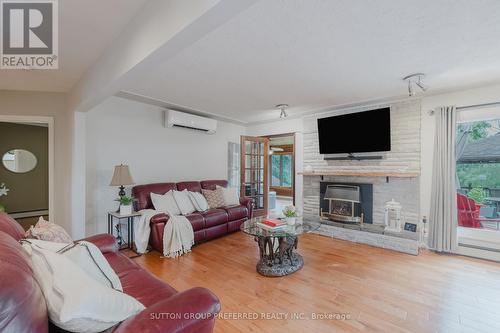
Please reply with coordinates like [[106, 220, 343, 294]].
[[240, 217, 321, 277]]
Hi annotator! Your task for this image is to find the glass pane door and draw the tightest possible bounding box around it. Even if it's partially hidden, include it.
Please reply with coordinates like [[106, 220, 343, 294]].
[[456, 117, 500, 253], [240, 136, 269, 217]]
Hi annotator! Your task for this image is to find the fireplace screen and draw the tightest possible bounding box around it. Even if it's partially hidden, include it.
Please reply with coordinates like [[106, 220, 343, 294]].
[[331, 200, 353, 217], [322, 184, 362, 223], [320, 182, 373, 224]]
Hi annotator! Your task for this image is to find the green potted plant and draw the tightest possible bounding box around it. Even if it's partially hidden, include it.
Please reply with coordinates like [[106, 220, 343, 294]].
[[282, 205, 298, 225], [115, 195, 134, 215], [0, 183, 9, 213]]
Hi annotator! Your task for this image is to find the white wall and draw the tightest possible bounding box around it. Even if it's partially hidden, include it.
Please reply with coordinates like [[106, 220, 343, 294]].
[[85, 96, 245, 234]]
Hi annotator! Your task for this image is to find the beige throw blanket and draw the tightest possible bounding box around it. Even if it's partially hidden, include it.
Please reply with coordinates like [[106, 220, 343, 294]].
[[135, 210, 194, 258]]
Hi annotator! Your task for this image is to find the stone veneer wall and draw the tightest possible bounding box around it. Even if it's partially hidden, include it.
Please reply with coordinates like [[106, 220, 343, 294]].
[[301, 100, 422, 229]]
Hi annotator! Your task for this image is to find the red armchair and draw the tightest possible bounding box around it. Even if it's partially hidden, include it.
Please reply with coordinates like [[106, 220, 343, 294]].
[[457, 193, 482, 228], [0, 212, 221, 333]]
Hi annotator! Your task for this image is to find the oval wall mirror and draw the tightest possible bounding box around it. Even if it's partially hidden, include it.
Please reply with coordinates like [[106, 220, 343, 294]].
[[2, 149, 38, 173]]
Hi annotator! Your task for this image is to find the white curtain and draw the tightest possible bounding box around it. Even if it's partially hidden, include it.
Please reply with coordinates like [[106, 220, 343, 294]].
[[429, 106, 458, 253], [455, 124, 470, 188]]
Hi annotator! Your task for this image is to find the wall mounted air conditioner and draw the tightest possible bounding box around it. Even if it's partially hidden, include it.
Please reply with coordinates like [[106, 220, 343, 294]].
[[164, 109, 217, 134]]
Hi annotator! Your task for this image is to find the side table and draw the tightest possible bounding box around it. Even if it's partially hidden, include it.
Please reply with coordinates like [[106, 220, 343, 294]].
[[107, 211, 141, 254]]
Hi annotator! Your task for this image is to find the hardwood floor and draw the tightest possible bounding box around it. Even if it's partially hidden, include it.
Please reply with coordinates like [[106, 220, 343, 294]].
[[133, 232, 500, 333]]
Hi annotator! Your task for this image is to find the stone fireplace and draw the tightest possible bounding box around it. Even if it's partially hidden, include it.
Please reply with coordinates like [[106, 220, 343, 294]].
[[303, 175, 420, 254], [319, 182, 373, 224], [299, 100, 421, 254]]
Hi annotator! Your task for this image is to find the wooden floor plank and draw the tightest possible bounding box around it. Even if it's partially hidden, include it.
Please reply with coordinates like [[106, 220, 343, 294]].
[[133, 232, 500, 333]]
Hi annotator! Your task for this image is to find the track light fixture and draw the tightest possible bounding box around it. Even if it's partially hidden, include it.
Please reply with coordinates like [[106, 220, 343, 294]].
[[276, 104, 289, 119], [402, 73, 428, 97]]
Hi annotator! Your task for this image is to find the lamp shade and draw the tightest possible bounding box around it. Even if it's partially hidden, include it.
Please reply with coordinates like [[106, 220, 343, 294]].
[[110, 164, 134, 186]]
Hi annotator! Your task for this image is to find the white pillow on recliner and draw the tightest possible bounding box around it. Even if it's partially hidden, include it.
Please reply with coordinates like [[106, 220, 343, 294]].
[[173, 190, 196, 215], [22, 239, 122, 291], [216, 185, 240, 206], [25, 245, 145, 333], [150, 191, 181, 215], [188, 191, 209, 212]]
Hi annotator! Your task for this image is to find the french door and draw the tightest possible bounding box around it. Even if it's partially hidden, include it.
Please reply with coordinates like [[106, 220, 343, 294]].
[[240, 136, 269, 217]]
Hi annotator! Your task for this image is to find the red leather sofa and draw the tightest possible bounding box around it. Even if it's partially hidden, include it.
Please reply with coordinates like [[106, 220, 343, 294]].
[[132, 180, 253, 253], [0, 212, 221, 333]]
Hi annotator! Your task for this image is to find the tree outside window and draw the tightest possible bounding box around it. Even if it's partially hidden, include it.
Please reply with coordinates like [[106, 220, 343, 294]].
[[271, 154, 292, 187]]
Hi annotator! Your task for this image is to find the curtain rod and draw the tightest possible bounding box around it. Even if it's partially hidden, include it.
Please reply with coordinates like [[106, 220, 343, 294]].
[[428, 101, 500, 115]]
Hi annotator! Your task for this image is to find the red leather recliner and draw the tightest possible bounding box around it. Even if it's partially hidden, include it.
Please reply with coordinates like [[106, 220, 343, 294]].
[[132, 180, 253, 253], [0, 212, 221, 333]]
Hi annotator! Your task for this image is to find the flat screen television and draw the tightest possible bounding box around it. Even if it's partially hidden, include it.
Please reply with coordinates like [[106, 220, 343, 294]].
[[317, 107, 391, 154]]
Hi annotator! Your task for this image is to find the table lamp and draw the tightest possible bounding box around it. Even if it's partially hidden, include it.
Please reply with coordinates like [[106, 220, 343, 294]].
[[110, 164, 135, 198]]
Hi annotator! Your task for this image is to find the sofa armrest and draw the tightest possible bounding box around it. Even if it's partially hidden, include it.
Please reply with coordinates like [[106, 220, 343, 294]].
[[113, 287, 221, 333], [81, 234, 118, 253], [240, 197, 254, 219], [150, 213, 170, 225]]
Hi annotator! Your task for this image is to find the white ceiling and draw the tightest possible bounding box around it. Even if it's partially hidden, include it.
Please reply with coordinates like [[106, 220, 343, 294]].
[[122, 0, 500, 123], [0, 0, 147, 92]]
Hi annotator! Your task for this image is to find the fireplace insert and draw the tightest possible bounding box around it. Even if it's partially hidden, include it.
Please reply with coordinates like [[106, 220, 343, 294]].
[[319, 182, 373, 224]]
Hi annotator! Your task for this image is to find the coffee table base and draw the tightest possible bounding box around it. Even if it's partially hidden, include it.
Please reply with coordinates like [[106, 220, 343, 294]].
[[254, 235, 304, 277], [256, 253, 304, 277]]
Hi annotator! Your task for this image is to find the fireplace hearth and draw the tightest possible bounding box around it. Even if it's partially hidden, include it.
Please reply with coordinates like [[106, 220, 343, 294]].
[[319, 182, 373, 224]]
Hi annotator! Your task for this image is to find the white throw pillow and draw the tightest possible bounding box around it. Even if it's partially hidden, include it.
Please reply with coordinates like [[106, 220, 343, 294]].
[[173, 190, 196, 215], [217, 185, 240, 206], [22, 239, 122, 291], [188, 191, 209, 212], [150, 191, 181, 215], [25, 245, 144, 333]]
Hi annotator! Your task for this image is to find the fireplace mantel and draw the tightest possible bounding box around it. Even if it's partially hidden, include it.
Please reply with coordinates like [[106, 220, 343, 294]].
[[298, 171, 419, 178]]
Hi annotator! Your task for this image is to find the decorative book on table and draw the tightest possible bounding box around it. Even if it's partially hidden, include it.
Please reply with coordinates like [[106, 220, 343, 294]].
[[257, 218, 287, 230]]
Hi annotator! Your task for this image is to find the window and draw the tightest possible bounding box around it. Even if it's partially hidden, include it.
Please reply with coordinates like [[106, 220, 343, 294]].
[[271, 154, 292, 187], [456, 119, 500, 230]]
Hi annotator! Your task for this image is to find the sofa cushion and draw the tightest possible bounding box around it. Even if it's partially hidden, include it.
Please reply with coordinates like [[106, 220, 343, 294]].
[[200, 180, 228, 190], [0, 212, 27, 241], [222, 205, 248, 221], [103, 251, 141, 274], [132, 183, 176, 211], [176, 181, 202, 193], [25, 217, 73, 244], [202, 188, 226, 209], [201, 209, 228, 228], [118, 269, 177, 308], [188, 191, 209, 212], [205, 224, 228, 240], [151, 191, 182, 216], [217, 186, 240, 206], [185, 213, 205, 232], [26, 244, 145, 333], [22, 239, 122, 292], [0, 231, 48, 333], [228, 218, 246, 233], [173, 190, 196, 215]]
